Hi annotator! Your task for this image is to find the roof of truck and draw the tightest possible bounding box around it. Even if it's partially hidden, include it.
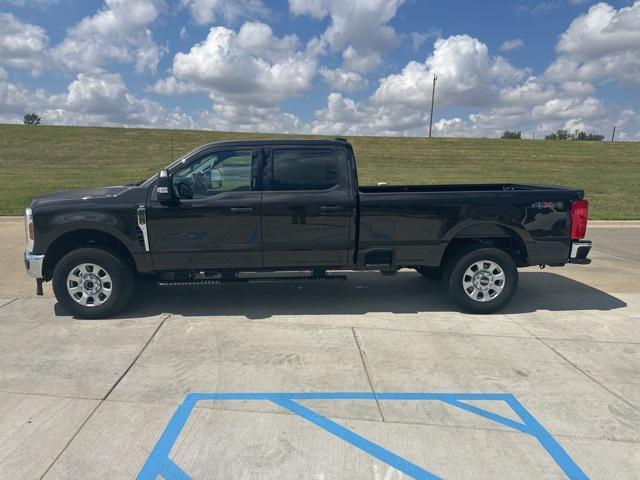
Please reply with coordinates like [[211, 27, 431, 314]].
[[197, 138, 351, 149], [164, 138, 351, 171]]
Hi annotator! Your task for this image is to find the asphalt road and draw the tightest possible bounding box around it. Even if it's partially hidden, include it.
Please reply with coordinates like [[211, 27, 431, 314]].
[[0, 217, 639, 479]]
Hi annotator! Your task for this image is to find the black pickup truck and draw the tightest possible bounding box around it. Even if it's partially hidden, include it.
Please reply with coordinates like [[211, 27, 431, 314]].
[[24, 138, 592, 318]]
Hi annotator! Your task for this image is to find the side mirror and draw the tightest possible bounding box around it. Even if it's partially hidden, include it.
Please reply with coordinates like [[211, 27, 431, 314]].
[[211, 168, 222, 189], [156, 169, 173, 204]]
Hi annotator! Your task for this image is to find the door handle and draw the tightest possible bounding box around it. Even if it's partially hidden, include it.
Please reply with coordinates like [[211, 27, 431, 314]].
[[320, 205, 343, 212], [230, 207, 254, 214]]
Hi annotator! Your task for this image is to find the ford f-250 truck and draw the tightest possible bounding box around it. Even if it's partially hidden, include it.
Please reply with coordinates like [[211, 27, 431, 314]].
[[24, 138, 592, 318]]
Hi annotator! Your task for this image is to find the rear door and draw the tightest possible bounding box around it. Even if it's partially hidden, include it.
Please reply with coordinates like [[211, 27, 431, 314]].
[[260, 146, 355, 267], [147, 148, 263, 270]]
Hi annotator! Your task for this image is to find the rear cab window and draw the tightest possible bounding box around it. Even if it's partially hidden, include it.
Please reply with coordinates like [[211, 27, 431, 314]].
[[265, 148, 338, 191]]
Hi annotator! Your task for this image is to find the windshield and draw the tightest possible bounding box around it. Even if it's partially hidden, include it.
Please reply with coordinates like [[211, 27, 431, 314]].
[[139, 145, 206, 187]]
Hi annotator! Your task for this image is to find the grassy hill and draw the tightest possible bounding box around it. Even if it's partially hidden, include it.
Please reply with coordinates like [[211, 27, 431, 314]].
[[1, 123, 638, 219]]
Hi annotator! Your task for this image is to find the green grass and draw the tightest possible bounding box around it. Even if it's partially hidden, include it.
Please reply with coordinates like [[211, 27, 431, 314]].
[[1, 124, 638, 219]]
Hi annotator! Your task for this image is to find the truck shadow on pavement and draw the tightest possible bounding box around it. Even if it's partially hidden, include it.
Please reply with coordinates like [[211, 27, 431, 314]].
[[55, 271, 627, 320]]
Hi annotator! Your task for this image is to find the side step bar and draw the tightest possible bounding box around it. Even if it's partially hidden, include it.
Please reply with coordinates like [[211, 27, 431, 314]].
[[158, 274, 348, 287]]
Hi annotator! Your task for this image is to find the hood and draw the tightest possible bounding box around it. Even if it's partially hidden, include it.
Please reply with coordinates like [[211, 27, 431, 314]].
[[31, 185, 134, 209]]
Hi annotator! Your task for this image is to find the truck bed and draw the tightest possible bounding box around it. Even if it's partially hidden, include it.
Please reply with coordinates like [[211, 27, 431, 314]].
[[357, 183, 585, 269], [359, 183, 580, 194]]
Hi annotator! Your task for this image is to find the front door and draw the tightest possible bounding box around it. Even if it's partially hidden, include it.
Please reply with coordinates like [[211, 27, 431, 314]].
[[260, 146, 355, 267], [147, 148, 262, 270]]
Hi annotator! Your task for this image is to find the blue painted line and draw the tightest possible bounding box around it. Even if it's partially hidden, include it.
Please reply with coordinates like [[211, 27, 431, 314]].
[[136, 398, 197, 480], [271, 397, 442, 480], [136, 392, 589, 480], [439, 398, 529, 433], [504, 395, 589, 480]]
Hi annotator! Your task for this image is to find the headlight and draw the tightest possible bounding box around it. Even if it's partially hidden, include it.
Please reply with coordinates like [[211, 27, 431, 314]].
[[25, 207, 34, 252]]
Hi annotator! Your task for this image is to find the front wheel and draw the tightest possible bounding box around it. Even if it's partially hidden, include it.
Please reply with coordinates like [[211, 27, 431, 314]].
[[52, 248, 134, 319], [444, 247, 518, 314]]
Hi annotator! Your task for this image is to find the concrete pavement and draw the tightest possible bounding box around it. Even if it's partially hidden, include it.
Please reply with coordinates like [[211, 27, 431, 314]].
[[0, 216, 639, 479]]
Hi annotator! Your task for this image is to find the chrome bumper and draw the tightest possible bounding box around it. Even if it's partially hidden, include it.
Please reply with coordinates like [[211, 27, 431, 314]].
[[569, 240, 592, 265], [24, 251, 45, 278]]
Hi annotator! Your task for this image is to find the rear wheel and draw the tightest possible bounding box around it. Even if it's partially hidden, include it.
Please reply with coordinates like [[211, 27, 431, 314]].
[[443, 247, 518, 314], [52, 248, 134, 319]]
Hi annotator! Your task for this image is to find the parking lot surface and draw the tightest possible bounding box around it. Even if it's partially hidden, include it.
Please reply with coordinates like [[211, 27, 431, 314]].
[[1, 217, 639, 479]]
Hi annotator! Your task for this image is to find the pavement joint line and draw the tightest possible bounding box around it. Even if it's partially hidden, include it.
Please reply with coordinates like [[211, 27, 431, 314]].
[[351, 327, 385, 422], [536, 336, 640, 345], [0, 388, 100, 402], [539, 337, 640, 412], [0, 298, 17, 310], [101, 395, 631, 442], [190, 316, 539, 340], [99, 396, 640, 445], [37, 311, 174, 480], [506, 314, 640, 413]]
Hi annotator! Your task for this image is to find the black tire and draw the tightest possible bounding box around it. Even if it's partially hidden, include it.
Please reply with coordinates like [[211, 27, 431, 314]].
[[52, 247, 135, 319], [443, 247, 518, 314], [415, 266, 442, 279]]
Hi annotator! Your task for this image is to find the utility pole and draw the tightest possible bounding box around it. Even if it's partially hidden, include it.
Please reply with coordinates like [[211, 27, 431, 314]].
[[611, 126, 616, 142], [428, 73, 438, 138]]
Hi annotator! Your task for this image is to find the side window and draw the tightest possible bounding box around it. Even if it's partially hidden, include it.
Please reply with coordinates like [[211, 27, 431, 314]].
[[268, 149, 338, 191], [172, 150, 253, 199]]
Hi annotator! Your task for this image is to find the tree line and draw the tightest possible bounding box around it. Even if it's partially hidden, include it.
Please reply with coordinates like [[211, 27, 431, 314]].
[[502, 129, 605, 141]]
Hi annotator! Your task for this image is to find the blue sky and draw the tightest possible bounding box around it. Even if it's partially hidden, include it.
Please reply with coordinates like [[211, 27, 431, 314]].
[[1, 0, 639, 139]]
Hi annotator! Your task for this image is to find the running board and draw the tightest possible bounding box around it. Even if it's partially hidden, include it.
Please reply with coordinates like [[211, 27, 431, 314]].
[[158, 275, 348, 287]]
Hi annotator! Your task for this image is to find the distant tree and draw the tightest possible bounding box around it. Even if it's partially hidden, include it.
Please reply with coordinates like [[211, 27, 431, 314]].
[[545, 129, 604, 141], [575, 131, 605, 141], [545, 129, 572, 140], [501, 130, 522, 139], [23, 113, 41, 125]]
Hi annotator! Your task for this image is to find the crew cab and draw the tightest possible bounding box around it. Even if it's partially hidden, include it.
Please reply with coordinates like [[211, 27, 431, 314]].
[[24, 139, 592, 318]]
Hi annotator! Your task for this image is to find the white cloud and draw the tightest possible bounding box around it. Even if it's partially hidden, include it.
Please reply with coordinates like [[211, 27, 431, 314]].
[[319, 66, 367, 92], [546, 1, 640, 86], [46, 72, 194, 128], [409, 29, 441, 51], [0, 75, 47, 116], [149, 21, 316, 132], [0, 70, 194, 128], [499, 38, 524, 51], [311, 92, 426, 136], [532, 96, 604, 120], [236, 21, 300, 61], [169, 22, 316, 107], [147, 76, 199, 95], [290, 0, 405, 73], [374, 35, 527, 109], [180, 0, 267, 25], [0, 12, 49, 72], [200, 103, 302, 133], [52, 0, 165, 74]]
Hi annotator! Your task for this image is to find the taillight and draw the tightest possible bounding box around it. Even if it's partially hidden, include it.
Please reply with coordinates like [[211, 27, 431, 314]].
[[571, 199, 588, 240]]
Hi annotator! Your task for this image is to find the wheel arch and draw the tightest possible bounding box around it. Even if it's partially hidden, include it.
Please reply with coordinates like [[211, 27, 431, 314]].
[[43, 229, 135, 279], [439, 224, 529, 270]]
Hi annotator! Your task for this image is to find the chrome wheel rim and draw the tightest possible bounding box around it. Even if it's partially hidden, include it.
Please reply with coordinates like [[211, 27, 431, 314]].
[[462, 260, 505, 303], [66, 263, 113, 307]]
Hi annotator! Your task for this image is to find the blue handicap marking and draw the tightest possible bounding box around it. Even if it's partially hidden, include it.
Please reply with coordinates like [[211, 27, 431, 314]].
[[137, 392, 589, 480]]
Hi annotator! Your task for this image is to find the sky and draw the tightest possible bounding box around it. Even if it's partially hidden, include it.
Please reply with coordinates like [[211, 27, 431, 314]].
[[1, 0, 639, 139]]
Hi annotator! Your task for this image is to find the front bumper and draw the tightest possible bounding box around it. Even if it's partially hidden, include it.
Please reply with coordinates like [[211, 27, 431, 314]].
[[569, 240, 592, 265], [24, 251, 45, 278]]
